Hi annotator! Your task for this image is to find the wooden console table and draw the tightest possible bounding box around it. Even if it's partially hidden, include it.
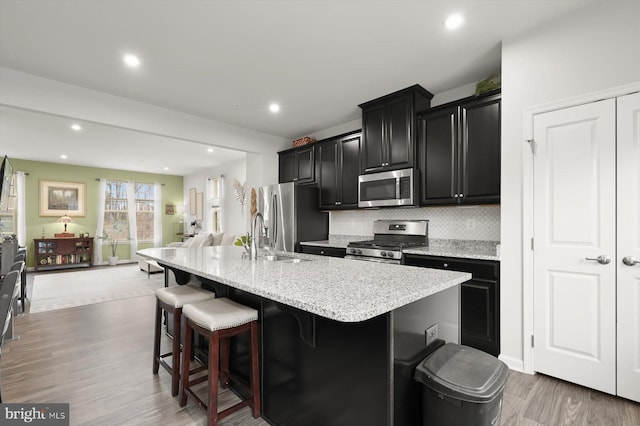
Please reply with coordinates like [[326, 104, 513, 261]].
[[33, 237, 94, 272]]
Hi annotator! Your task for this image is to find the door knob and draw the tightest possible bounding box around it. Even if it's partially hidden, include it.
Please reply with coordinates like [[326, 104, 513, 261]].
[[622, 256, 639, 266], [585, 255, 611, 265]]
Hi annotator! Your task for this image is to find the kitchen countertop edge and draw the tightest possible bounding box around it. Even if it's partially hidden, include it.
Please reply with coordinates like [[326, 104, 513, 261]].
[[137, 246, 471, 323]]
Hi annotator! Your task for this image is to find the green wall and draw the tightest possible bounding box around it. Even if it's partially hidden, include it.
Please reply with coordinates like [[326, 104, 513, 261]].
[[10, 159, 183, 268]]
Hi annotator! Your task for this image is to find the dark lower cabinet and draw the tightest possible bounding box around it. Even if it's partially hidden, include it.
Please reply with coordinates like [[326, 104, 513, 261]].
[[298, 244, 346, 258], [403, 254, 500, 356], [262, 300, 390, 426]]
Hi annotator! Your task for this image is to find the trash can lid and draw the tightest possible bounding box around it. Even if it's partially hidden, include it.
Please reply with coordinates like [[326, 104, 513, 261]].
[[414, 343, 509, 403]]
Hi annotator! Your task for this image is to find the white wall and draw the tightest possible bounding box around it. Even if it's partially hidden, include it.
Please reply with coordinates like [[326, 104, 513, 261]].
[[0, 67, 286, 190], [500, 1, 640, 370], [183, 157, 247, 239]]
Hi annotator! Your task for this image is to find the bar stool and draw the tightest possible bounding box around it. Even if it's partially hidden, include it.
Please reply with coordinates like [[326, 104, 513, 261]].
[[153, 284, 216, 396], [180, 298, 260, 426]]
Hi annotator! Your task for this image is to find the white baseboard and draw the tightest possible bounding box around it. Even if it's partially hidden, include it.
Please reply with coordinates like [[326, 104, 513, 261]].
[[499, 354, 525, 373]]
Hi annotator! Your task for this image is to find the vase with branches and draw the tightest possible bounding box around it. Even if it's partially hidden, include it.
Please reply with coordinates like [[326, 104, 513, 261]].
[[98, 219, 130, 265], [233, 179, 246, 217]]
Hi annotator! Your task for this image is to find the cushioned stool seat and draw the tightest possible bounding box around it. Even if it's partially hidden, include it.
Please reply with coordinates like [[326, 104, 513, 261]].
[[183, 298, 258, 331], [180, 298, 261, 426], [156, 285, 215, 308], [153, 285, 215, 396]]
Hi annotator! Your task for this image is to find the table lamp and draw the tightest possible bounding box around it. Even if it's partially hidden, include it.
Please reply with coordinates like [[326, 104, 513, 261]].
[[55, 214, 75, 237]]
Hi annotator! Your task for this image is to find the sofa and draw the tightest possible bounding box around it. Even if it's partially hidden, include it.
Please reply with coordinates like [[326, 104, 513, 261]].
[[137, 232, 236, 275]]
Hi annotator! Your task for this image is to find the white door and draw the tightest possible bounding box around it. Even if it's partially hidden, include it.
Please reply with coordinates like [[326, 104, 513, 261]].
[[533, 99, 617, 394], [617, 92, 640, 402]]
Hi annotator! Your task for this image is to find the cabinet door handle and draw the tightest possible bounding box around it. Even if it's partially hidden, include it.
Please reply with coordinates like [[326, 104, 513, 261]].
[[459, 193, 464, 198], [293, 177, 298, 181], [585, 255, 611, 265], [443, 263, 449, 268], [454, 194, 459, 198]]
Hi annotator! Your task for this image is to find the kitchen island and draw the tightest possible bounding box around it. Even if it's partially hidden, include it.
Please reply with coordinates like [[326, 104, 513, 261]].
[[138, 245, 470, 426]]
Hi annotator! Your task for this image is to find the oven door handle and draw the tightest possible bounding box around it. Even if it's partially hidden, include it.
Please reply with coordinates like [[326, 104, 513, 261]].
[[395, 177, 400, 199]]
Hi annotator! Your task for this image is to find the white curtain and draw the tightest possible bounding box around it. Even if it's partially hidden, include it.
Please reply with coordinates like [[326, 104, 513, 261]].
[[126, 181, 138, 260], [94, 179, 106, 265], [15, 172, 26, 247], [153, 182, 162, 247], [219, 175, 225, 232]]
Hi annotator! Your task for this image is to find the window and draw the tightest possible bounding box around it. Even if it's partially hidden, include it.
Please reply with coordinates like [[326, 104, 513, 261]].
[[135, 183, 155, 241], [104, 181, 129, 241], [103, 181, 156, 241]]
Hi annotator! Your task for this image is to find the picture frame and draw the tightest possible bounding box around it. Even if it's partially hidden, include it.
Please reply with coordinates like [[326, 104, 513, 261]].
[[189, 188, 196, 215], [39, 180, 86, 217], [165, 204, 175, 215]]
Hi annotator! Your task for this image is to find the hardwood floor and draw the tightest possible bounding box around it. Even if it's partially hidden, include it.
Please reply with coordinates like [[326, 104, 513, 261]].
[[2, 274, 639, 425]]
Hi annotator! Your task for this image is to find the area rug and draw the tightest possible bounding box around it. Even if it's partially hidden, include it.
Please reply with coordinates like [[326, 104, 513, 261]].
[[29, 264, 164, 314]]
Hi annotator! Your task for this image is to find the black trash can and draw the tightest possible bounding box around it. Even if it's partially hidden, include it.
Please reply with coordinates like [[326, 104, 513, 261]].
[[394, 334, 445, 426], [414, 343, 509, 426]]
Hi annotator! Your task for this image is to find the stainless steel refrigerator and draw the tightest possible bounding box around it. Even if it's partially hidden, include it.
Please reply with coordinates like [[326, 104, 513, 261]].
[[257, 182, 328, 252]]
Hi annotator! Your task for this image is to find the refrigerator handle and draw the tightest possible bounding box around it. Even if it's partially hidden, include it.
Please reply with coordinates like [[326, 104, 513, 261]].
[[272, 193, 278, 247]]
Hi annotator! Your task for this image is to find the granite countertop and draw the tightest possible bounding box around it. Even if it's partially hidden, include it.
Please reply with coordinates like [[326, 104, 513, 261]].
[[137, 245, 470, 323], [301, 236, 500, 261]]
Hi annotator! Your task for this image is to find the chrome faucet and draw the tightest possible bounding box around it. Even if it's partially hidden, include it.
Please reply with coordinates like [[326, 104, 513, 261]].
[[250, 212, 266, 260]]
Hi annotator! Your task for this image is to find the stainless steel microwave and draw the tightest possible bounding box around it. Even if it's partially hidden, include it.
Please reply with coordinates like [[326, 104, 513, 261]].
[[358, 168, 414, 208]]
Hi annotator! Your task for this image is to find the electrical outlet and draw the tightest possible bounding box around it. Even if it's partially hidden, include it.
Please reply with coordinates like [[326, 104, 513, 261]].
[[425, 324, 438, 347]]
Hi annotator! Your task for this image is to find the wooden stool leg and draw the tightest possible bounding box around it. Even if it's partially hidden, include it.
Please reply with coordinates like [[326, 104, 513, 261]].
[[220, 336, 230, 388], [250, 321, 261, 417], [209, 331, 221, 426], [179, 320, 194, 407], [171, 307, 182, 396], [152, 300, 162, 374]]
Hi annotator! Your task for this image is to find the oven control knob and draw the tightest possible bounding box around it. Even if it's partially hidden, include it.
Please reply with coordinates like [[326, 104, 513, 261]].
[[381, 251, 387, 257], [351, 248, 362, 255]]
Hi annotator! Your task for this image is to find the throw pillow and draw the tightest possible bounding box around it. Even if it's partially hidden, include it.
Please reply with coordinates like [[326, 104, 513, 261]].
[[210, 232, 224, 246]]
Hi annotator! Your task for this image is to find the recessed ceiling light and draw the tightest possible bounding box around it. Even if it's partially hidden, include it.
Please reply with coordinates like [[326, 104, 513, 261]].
[[123, 54, 141, 68], [269, 103, 280, 113], [70, 123, 82, 131], [60, 154, 68, 160], [163, 166, 169, 171], [445, 14, 464, 30], [207, 148, 214, 153]]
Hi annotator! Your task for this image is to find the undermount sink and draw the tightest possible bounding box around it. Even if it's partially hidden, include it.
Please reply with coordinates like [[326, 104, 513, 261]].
[[262, 255, 309, 263]]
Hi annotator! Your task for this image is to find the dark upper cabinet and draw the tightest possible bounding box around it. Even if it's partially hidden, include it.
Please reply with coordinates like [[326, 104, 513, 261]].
[[318, 131, 361, 209], [418, 91, 501, 205], [278, 145, 315, 184], [359, 85, 433, 174]]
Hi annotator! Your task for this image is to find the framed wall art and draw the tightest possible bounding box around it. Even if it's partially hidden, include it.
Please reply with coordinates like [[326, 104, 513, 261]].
[[189, 187, 196, 215], [39, 180, 86, 217], [196, 192, 204, 221]]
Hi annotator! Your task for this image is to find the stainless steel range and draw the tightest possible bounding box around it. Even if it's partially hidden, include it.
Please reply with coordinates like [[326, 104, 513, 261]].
[[346, 220, 428, 264]]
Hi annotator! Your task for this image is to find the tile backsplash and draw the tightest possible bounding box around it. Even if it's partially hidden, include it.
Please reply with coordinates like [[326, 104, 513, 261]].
[[329, 205, 500, 241]]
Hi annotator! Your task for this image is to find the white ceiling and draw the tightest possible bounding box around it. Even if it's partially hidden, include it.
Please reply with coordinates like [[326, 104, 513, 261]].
[[0, 0, 599, 176]]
